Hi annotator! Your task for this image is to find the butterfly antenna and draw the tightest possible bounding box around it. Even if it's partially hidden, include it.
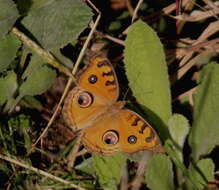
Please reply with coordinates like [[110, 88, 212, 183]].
[[122, 86, 131, 102]]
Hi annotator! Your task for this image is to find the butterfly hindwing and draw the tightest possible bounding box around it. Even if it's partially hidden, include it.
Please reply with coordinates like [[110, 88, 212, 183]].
[[82, 109, 161, 155]]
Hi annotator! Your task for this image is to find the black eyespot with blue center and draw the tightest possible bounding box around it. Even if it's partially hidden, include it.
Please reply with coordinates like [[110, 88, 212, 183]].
[[128, 135, 137, 144], [88, 74, 98, 84]]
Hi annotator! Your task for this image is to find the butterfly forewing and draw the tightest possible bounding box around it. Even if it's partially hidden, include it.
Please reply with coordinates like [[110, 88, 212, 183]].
[[63, 56, 119, 131]]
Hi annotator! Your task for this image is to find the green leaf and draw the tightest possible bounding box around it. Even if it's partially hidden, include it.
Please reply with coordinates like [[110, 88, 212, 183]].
[[168, 114, 190, 161], [22, 0, 92, 49], [8, 114, 32, 149], [17, 0, 32, 14], [124, 20, 171, 139], [21, 96, 43, 111], [8, 65, 56, 112], [109, 21, 122, 31], [0, 71, 17, 104], [189, 62, 219, 160], [187, 159, 215, 190], [51, 49, 74, 69], [0, 34, 21, 72], [0, 164, 11, 174], [93, 154, 126, 190], [19, 65, 56, 97], [75, 157, 95, 176], [22, 54, 44, 79], [145, 154, 174, 190], [0, 0, 19, 38], [164, 140, 200, 189]]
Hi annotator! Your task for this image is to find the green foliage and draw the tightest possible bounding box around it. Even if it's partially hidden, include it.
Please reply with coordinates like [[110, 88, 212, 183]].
[[75, 157, 96, 176], [0, 114, 31, 154], [21, 54, 44, 79], [145, 154, 174, 190], [0, 0, 19, 38], [124, 20, 171, 139], [168, 114, 190, 161], [165, 140, 199, 189], [0, 34, 21, 72], [8, 114, 32, 150], [22, 0, 93, 49], [93, 154, 126, 190], [7, 65, 56, 112], [19, 65, 56, 97], [187, 159, 215, 190], [0, 71, 17, 104], [0, 0, 218, 189], [189, 63, 219, 160], [21, 96, 43, 111]]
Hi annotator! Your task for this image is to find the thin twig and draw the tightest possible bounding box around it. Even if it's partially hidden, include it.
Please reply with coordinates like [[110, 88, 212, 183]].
[[72, 1, 101, 75], [172, 87, 197, 102], [131, 153, 151, 190], [176, 0, 195, 34], [0, 154, 86, 190], [177, 48, 216, 80], [120, 163, 129, 190], [172, 8, 219, 22], [145, 0, 191, 20], [95, 31, 125, 46], [126, 0, 134, 16], [123, 0, 191, 35], [185, 38, 219, 52], [132, 0, 143, 23], [67, 132, 84, 168], [29, 78, 72, 152], [170, 20, 219, 83], [203, 0, 219, 12], [76, 148, 88, 157]]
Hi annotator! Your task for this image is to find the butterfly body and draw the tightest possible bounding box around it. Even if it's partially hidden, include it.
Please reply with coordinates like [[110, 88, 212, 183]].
[[63, 56, 162, 155]]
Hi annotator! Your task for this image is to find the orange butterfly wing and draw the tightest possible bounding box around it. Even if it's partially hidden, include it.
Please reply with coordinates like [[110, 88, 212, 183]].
[[78, 56, 119, 103], [63, 56, 119, 131], [82, 109, 162, 155]]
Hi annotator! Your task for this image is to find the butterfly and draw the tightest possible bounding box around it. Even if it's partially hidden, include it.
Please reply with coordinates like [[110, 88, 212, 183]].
[[63, 55, 162, 156]]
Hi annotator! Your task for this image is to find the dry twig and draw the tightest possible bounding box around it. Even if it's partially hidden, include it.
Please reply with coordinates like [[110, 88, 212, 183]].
[[0, 154, 86, 190]]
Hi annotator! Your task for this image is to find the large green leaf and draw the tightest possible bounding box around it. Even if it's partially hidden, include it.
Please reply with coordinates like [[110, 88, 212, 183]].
[[124, 20, 171, 139], [93, 154, 126, 190], [0, 34, 21, 72], [0, 0, 19, 38], [0, 71, 17, 104], [168, 114, 190, 161], [145, 154, 174, 190], [22, 0, 92, 49], [189, 62, 219, 160], [19, 65, 56, 96]]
